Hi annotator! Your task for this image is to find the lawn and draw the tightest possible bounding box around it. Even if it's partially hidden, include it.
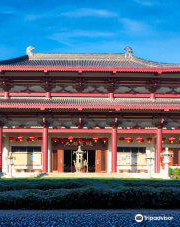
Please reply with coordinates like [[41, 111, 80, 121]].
[[0, 178, 180, 209]]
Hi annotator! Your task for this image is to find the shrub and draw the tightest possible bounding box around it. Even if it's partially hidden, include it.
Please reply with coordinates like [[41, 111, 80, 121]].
[[169, 168, 180, 179], [169, 167, 173, 176], [0, 179, 86, 191], [0, 187, 180, 209], [0, 179, 180, 209]]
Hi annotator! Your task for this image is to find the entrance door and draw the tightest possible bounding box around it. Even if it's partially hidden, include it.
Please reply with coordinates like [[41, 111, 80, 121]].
[[51, 149, 64, 172], [168, 149, 180, 167], [95, 150, 107, 172]]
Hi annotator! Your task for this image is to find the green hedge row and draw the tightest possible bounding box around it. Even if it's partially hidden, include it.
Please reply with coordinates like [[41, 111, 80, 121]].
[[0, 179, 87, 191], [1, 178, 180, 192], [0, 187, 180, 209]]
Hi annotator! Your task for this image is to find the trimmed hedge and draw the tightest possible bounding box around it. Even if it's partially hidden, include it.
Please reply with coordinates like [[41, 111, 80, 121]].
[[0, 187, 180, 209], [1, 179, 180, 209], [0, 179, 87, 191]]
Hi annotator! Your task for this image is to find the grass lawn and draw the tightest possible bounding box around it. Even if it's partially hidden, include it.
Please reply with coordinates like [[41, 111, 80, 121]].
[[0, 178, 180, 209]]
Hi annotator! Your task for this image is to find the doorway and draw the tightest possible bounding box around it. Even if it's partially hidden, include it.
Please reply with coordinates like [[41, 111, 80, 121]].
[[63, 150, 95, 172]]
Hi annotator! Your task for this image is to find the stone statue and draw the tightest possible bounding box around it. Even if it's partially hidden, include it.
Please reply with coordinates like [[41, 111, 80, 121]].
[[73, 146, 87, 172], [7, 152, 15, 178], [124, 46, 133, 58], [26, 46, 35, 57]]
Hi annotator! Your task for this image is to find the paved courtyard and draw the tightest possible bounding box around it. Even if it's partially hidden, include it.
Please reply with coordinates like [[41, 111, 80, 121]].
[[0, 210, 179, 227]]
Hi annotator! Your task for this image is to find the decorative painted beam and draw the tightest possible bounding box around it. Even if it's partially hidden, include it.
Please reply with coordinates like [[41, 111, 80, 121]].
[[1, 92, 180, 99], [2, 128, 180, 135], [49, 128, 111, 133], [117, 129, 156, 134], [162, 130, 180, 134], [3, 128, 43, 133]]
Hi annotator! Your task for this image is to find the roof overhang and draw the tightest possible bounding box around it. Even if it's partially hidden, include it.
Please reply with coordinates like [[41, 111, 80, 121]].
[[0, 104, 179, 111], [1, 66, 180, 74]]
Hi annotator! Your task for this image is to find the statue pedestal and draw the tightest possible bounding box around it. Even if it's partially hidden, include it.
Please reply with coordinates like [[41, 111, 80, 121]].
[[80, 167, 87, 173]]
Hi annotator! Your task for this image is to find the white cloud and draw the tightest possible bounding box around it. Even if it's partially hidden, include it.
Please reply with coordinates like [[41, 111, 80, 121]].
[[61, 8, 118, 18], [133, 0, 158, 6], [50, 30, 115, 40], [24, 8, 118, 22], [48, 30, 116, 47], [119, 18, 151, 33], [24, 13, 50, 22]]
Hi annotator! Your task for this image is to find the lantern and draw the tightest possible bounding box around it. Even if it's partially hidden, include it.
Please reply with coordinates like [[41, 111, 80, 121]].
[[60, 138, 66, 144], [37, 137, 42, 141], [9, 137, 14, 142], [17, 136, 24, 142], [119, 137, 124, 142], [77, 138, 83, 143], [16, 138, 21, 143], [162, 137, 166, 143], [169, 136, 176, 144], [29, 136, 36, 142], [68, 136, 74, 142], [102, 137, 108, 143], [147, 137, 152, 143], [125, 137, 133, 143], [52, 137, 58, 142], [137, 136, 144, 143], [27, 138, 32, 142], [93, 136, 98, 143], [85, 139, 90, 144]]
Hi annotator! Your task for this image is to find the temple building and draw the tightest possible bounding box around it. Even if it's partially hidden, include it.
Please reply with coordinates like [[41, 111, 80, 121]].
[[0, 46, 180, 177]]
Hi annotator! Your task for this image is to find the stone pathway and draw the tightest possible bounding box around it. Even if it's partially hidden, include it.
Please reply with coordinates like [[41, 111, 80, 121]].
[[0, 210, 179, 227]]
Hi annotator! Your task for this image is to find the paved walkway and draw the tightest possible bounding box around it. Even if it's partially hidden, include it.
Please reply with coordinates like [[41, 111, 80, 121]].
[[44, 172, 160, 178], [0, 210, 179, 227]]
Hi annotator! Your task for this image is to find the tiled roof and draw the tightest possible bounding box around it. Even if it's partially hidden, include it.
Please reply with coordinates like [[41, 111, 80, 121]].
[[0, 53, 180, 68], [0, 97, 180, 110]]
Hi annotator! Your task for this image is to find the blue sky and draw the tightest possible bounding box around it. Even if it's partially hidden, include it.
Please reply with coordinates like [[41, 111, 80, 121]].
[[0, 0, 180, 63]]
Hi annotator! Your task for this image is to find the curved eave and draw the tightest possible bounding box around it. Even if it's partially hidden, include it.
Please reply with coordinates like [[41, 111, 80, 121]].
[[0, 104, 179, 111], [0, 66, 180, 74]]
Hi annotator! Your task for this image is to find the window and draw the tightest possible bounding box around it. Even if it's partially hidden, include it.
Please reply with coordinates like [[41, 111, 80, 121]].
[[11, 146, 41, 152], [117, 147, 146, 153], [11, 146, 42, 166]]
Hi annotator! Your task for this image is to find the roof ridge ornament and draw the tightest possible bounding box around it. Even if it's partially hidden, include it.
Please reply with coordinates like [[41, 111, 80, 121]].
[[26, 46, 35, 57], [124, 46, 133, 58]]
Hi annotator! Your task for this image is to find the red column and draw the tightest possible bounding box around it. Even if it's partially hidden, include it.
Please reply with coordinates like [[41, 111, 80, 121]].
[[4, 92, 9, 99], [109, 93, 114, 100], [46, 92, 51, 99], [0, 127, 2, 171], [111, 128, 117, 173], [156, 128, 162, 173], [42, 127, 48, 173]]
